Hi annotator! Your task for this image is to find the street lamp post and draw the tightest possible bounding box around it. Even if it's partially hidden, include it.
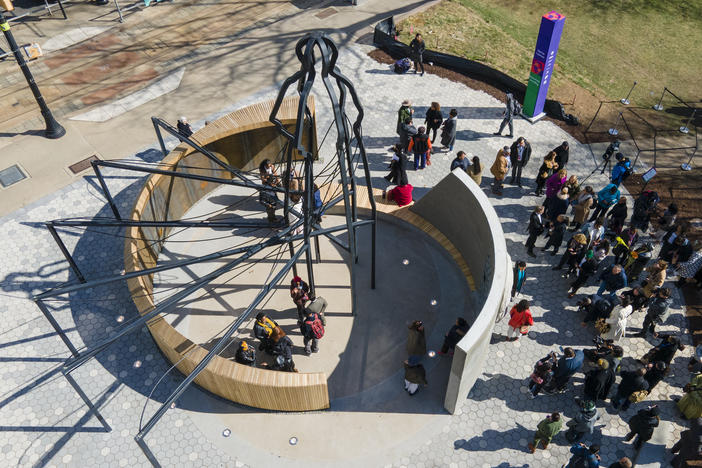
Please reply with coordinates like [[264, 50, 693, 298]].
[[0, 11, 66, 139]]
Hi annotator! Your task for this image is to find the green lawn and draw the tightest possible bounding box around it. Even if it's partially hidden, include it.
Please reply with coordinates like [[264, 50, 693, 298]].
[[398, 0, 701, 106]]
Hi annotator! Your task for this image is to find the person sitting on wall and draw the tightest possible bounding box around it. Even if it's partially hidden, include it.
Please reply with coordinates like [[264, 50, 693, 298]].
[[382, 181, 414, 207], [438, 317, 470, 355], [235, 340, 256, 367]]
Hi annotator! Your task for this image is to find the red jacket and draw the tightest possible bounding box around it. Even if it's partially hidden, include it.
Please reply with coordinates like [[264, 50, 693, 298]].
[[388, 184, 413, 207], [508, 306, 534, 328]]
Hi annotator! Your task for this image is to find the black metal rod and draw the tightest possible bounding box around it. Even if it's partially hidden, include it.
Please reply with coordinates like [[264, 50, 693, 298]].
[[0, 12, 65, 139], [46, 223, 86, 283], [135, 436, 161, 468], [50, 219, 272, 229], [34, 299, 80, 357], [288, 241, 298, 277], [91, 162, 121, 220], [63, 372, 112, 431], [94, 160, 300, 195], [151, 117, 168, 156], [136, 245, 307, 440]]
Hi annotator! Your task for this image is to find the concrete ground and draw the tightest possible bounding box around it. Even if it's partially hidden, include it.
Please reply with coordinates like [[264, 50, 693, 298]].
[[0, 2, 694, 467]]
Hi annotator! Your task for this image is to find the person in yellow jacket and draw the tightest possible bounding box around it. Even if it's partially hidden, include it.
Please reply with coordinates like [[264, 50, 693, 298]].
[[678, 358, 702, 419]]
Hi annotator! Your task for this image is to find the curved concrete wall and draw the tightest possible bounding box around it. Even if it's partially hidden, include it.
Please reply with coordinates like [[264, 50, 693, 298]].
[[410, 169, 512, 414], [124, 96, 330, 412]]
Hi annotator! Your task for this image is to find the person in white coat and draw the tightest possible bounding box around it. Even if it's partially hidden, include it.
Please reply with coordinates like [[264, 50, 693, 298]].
[[602, 296, 633, 342]]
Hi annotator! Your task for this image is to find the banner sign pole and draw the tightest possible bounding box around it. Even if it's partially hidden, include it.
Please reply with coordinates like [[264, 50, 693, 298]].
[[523, 11, 566, 121]]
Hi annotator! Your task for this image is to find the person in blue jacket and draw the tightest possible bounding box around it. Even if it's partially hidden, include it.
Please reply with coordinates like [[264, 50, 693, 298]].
[[564, 443, 601, 467], [590, 183, 621, 221], [552, 347, 585, 391], [610, 154, 631, 186]]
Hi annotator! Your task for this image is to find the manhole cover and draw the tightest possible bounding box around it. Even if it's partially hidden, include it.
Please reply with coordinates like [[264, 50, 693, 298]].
[[315, 7, 337, 19], [69, 154, 99, 174], [0, 164, 28, 188]]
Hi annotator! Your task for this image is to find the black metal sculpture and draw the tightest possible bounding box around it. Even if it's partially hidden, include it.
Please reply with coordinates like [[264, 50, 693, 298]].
[[33, 33, 376, 467]]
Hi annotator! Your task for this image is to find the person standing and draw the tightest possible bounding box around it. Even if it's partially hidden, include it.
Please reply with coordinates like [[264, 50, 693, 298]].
[[608, 457, 633, 468], [552, 347, 585, 391], [509, 136, 531, 187], [612, 226, 639, 265], [494, 92, 516, 138], [542, 214, 568, 255], [564, 443, 601, 468], [469, 156, 483, 185], [596, 264, 628, 299], [553, 141, 570, 169], [407, 320, 426, 361], [583, 359, 615, 403], [549, 189, 571, 224], [544, 169, 568, 217], [601, 296, 633, 343], [638, 287, 672, 337], [384, 144, 408, 185], [450, 151, 472, 173], [490, 146, 510, 195], [571, 186, 595, 231], [643, 361, 668, 392], [408, 126, 432, 170], [396, 100, 413, 137], [611, 367, 649, 411], [528, 412, 562, 453], [424, 102, 443, 143], [507, 299, 533, 341], [625, 405, 660, 450], [677, 360, 702, 419], [290, 276, 310, 321], [511, 260, 528, 299], [409, 33, 426, 75], [554, 233, 588, 274], [439, 317, 470, 355], [534, 152, 557, 196], [403, 356, 428, 395], [301, 308, 324, 355], [306, 295, 328, 325], [177, 116, 194, 137], [253, 312, 280, 353], [399, 118, 418, 154], [568, 250, 599, 298], [565, 400, 600, 443], [525, 206, 545, 257], [641, 259, 668, 298], [590, 184, 621, 221], [440, 109, 458, 152], [606, 197, 628, 233]]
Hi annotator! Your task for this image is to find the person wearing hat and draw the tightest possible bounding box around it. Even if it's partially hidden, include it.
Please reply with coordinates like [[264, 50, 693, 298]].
[[177, 116, 193, 137], [528, 412, 562, 453], [625, 405, 660, 450], [596, 264, 628, 299], [408, 126, 432, 170], [565, 400, 600, 443], [235, 340, 256, 367], [552, 141, 570, 169], [490, 146, 510, 195], [403, 356, 428, 395], [396, 100, 413, 136]]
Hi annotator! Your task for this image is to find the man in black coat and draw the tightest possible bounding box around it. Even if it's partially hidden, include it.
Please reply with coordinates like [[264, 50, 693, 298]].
[[509, 136, 531, 187], [637, 287, 673, 337], [583, 358, 615, 402], [525, 206, 545, 257], [612, 367, 649, 411], [625, 405, 660, 450], [553, 141, 569, 169]]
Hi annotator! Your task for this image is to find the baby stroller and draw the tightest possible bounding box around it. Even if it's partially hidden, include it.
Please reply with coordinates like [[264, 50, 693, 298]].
[[393, 58, 412, 74], [623, 242, 654, 281]]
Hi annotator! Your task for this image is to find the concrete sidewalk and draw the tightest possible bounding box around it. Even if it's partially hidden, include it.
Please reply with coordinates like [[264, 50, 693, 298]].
[[0, 0, 429, 217]]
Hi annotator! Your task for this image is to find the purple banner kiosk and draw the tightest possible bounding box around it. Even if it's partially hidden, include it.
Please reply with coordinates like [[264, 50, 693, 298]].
[[523, 11, 566, 121]]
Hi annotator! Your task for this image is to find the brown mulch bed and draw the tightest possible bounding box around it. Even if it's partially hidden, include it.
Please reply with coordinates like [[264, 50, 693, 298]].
[[367, 48, 702, 345]]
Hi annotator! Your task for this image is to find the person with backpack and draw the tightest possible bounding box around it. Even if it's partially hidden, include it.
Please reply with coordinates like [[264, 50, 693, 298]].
[[565, 400, 600, 443], [408, 126, 432, 170], [234, 340, 256, 367], [409, 33, 426, 75], [440, 109, 458, 152], [509, 136, 532, 187], [306, 295, 328, 326], [564, 443, 601, 468], [590, 183, 621, 221], [507, 299, 533, 341], [403, 355, 428, 396], [610, 154, 631, 186], [625, 405, 660, 450], [611, 367, 649, 411], [494, 92, 517, 138], [528, 412, 562, 453], [424, 102, 443, 143], [301, 308, 324, 355]]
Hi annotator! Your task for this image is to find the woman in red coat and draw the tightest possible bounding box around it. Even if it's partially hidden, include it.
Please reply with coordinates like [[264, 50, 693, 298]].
[[507, 299, 534, 341]]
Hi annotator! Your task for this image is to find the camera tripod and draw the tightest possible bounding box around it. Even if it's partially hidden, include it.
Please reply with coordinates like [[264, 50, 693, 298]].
[[580, 155, 613, 185]]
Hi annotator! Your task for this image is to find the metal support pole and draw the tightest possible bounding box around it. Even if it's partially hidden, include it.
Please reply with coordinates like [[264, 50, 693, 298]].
[[63, 372, 112, 431], [288, 242, 298, 277], [151, 117, 167, 156], [91, 161, 121, 220], [114, 0, 125, 23], [653, 88, 665, 111], [0, 12, 65, 139], [314, 235, 321, 264], [680, 110, 695, 134], [34, 299, 80, 357], [135, 437, 161, 468], [46, 223, 86, 283]]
